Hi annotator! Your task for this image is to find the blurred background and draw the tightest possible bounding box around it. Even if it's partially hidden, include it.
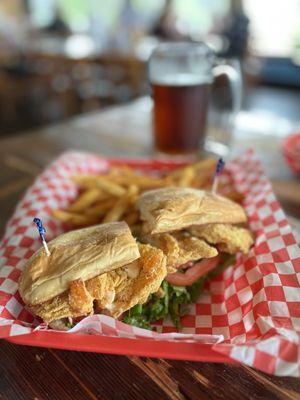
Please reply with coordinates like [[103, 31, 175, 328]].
[[1, 0, 300, 136]]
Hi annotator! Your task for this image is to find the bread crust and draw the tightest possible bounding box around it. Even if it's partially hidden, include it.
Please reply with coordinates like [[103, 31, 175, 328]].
[[137, 188, 247, 234]]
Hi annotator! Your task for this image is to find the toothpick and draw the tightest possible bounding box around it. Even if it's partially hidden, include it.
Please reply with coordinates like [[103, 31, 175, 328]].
[[33, 217, 50, 256], [212, 158, 225, 194]]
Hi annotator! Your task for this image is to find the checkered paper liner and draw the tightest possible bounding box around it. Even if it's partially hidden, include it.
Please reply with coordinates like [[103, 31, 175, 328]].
[[1, 150, 300, 377]]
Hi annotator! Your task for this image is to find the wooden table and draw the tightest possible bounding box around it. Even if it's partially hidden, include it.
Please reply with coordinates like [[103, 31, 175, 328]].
[[1, 90, 300, 399]]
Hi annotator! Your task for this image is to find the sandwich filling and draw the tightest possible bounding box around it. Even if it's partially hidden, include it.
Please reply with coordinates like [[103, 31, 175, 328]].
[[123, 223, 253, 329]]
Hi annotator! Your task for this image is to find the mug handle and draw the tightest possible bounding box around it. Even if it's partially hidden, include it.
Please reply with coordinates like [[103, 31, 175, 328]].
[[212, 63, 242, 117]]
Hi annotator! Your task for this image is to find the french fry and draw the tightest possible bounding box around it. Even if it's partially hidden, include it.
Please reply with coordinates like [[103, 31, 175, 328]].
[[164, 167, 185, 181], [85, 199, 116, 217], [94, 179, 126, 196], [72, 175, 101, 188], [177, 166, 195, 187], [103, 185, 138, 223], [73, 175, 126, 196], [108, 166, 136, 177], [136, 176, 167, 189], [68, 188, 104, 212], [119, 176, 165, 190], [52, 210, 99, 226], [192, 158, 216, 172], [191, 168, 215, 189], [102, 170, 166, 190], [167, 158, 216, 180]]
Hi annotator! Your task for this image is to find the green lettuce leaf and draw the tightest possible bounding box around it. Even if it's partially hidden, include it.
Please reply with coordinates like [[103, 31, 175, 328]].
[[122, 315, 151, 330]]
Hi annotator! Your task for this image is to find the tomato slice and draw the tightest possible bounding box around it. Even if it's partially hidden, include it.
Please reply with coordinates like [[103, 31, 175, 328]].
[[166, 256, 221, 286]]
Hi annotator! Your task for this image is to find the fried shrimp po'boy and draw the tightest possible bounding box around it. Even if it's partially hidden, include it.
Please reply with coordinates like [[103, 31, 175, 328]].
[[19, 222, 166, 330], [121, 188, 254, 328]]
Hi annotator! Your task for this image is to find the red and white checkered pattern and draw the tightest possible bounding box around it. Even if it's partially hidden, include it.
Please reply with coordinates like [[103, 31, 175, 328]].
[[0, 150, 299, 376]]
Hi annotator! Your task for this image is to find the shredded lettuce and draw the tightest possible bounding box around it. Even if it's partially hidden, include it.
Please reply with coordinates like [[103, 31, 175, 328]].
[[122, 254, 235, 330], [65, 320, 74, 329], [122, 304, 151, 329]]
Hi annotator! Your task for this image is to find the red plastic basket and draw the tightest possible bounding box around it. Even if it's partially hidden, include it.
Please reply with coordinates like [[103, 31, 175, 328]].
[[1, 151, 299, 376], [282, 133, 300, 174], [6, 331, 233, 363], [3, 156, 231, 362]]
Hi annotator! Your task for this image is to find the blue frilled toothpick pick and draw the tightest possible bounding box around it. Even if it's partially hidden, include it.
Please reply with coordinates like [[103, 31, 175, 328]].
[[33, 217, 50, 256], [212, 158, 225, 194]]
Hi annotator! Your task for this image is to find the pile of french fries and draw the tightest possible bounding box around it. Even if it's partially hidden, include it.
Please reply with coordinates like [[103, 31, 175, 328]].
[[53, 158, 243, 230]]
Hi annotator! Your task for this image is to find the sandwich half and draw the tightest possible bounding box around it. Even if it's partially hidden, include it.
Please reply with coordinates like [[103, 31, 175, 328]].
[[128, 187, 253, 328], [19, 221, 166, 330]]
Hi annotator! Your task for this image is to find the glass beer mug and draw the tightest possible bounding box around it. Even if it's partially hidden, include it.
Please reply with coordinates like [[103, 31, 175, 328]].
[[149, 42, 241, 157]]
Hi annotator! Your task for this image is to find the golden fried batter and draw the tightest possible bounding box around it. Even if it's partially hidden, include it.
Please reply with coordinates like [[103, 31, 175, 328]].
[[32, 279, 94, 323], [86, 269, 127, 309], [31, 244, 167, 324], [142, 232, 218, 272], [189, 224, 253, 254], [69, 279, 93, 314], [110, 243, 167, 318], [32, 292, 71, 323]]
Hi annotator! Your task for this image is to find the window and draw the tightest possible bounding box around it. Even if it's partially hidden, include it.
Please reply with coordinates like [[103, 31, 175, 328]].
[[28, 0, 231, 35], [243, 0, 300, 57]]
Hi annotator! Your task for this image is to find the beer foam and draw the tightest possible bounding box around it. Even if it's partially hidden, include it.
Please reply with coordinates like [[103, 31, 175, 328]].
[[151, 73, 212, 86]]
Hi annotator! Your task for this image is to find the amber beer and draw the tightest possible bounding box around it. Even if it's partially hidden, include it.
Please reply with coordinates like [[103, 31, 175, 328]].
[[152, 76, 210, 155]]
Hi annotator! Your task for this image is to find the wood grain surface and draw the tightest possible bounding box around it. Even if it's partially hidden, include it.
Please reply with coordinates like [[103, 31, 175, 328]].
[[1, 92, 300, 399]]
